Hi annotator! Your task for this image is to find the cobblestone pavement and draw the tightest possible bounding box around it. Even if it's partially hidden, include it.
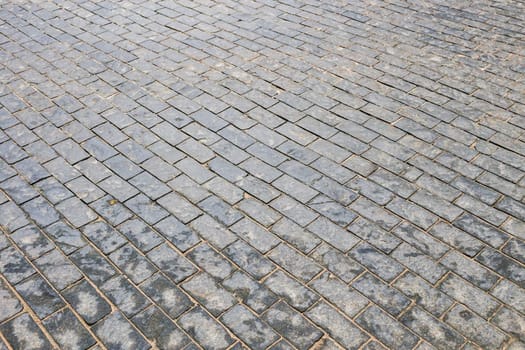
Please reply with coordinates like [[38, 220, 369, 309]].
[[0, 0, 524, 349]]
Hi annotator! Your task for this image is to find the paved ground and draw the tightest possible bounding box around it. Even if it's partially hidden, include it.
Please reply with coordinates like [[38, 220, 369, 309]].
[[0, 0, 524, 349]]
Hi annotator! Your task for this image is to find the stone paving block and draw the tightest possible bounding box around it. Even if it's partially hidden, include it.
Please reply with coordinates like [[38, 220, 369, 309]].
[[349, 242, 404, 282], [44, 221, 87, 255], [69, 245, 118, 285], [400, 306, 465, 350], [356, 305, 419, 350], [503, 238, 525, 265], [43, 308, 96, 349], [147, 244, 197, 283], [223, 239, 275, 279], [15, 274, 64, 319], [391, 242, 446, 284], [268, 243, 322, 282], [189, 214, 237, 250], [438, 273, 500, 319], [1, 176, 39, 204], [270, 195, 319, 226], [35, 177, 73, 205], [198, 195, 243, 226], [440, 250, 499, 291], [222, 271, 278, 314], [310, 272, 368, 317], [187, 243, 235, 279], [310, 243, 363, 283], [263, 301, 323, 350], [453, 213, 508, 249], [264, 270, 318, 312], [140, 273, 193, 319], [56, 197, 98, 228], [132, 306, 191, 350], [11, 225, 54, 260], [444, 305, 508, 349], [491, 279, 525, 315], [350, 197, 400, 230], [34, 249, 82, 290], [492, 307, 525, 342], [0, 278, 22, 322], [154, 215, 200, 251], [476, 248, 525, 288], [178, 307, 235, 350], [63, 279, 111, 325], [93, 311, 151, 350], [0, 313, 52, 350], [221, 304, 279, 350], [125, 194, 169, 225], [82, 221, 127, 254]]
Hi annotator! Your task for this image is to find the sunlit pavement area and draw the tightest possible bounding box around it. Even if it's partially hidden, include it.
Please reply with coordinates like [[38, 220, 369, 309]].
[[0, 0, 525, 349]]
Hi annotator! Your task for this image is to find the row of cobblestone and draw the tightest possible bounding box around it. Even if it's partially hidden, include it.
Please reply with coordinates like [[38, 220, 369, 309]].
[[0, 0, 525, 349]]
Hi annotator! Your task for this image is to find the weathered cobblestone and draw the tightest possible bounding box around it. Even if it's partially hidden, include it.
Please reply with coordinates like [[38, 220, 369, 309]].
[[1, 0, 525, 348]]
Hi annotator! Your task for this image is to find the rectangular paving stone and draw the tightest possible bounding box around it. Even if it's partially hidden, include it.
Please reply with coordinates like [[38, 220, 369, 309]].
[[491, 307, 525, 342], [271, 218, 320, 254], [0, 313, 52, 350], [353, 272, 410, 316], [204, 176, 244, 205], [503, 238, 525, 264], [429, 222, 485, 258], [440, 250, 499, 290], [349, 242, 404, 282], [154, 215, 201, 251], [444, 305, 508, 349], [350, 197, 400, 230], [310, 243, 363, 283], [198, 195, 243, 226], [43, 308, 96, 350], [222, 271, 278, 314], [356, 305, 419, 350], [221, 304, 279, 350], [263, 301, 323, 350], [63, 279, 111, 325], [400, 306, 465, 350], [393, 272, 453, 317], [264, 270, 319, 312], [270, 195, 318, 227], [82, 221, 127, 254], [438, 273, 500, 319], [33, 249, 82, 290], [0, 278, 22, 323], [491, 279, 525, 315], [268, 243, 322, 282], [15, 274, 64, 319], [55, 197, 98, 228], [476, 247, 525, 288], [387, 197, 438, 230], [310, 272, 368, 317], [44, 221, 86, 255], [453, 213, 508, 248], [187, 243, 235, 280], [178, 307, 235, 350], [147, 243, 197, 283], [410, 190, 463, 222], [140, 273, 193, 318], [11, 225, 54, 260], [101, 275, 151, 318], [93, 312, 151, 350], [307, 217, 359, 252], [69, 245, 118, 285], [306, 301, 369, 349], [132, 306, 191, 349], [391, 242, 446, 284], [223, 239, 275, 279], [189, 214, 237, 249]]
